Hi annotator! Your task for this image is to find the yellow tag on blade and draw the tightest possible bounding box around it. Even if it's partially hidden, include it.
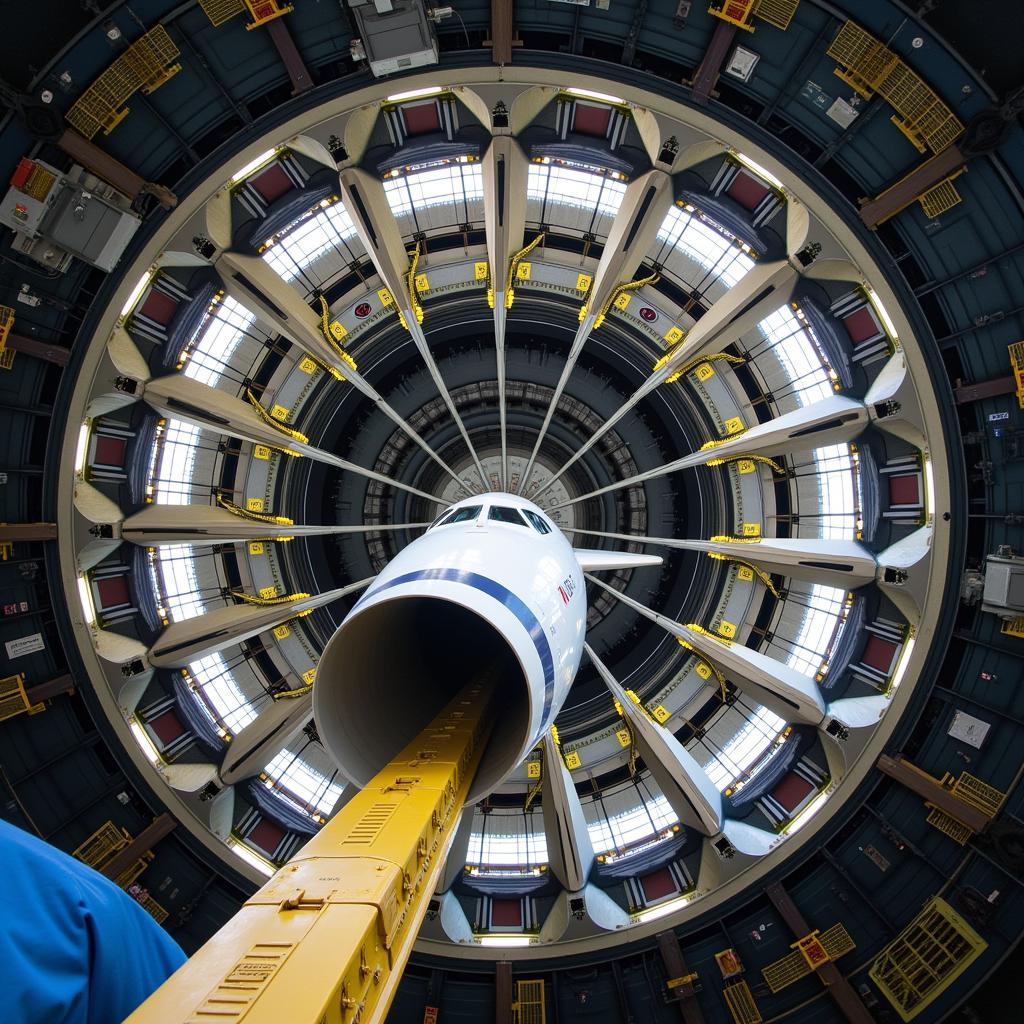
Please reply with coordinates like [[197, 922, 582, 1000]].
[[516, 262, 531, 280], [652, 704, 670, 723], [270, 404, 289, 421], [576, 273, 592, 292], [613, 292, 631, 311], [248, 542, 265, 555], [738, 459, 756, 474], [302, 668, 316, 685], [564, 751, 582, 770], [329, 321, 347, 342], [695, 662, 712, 680], [737, 565, 755, 581], [615, 728, 632, 748], [527, 761, 541, 779], [724, 417, 744, 435], [298, 356, 318, 374], [741, 523, 762, 537], [718, 621, 736, 638], [696, 363, 715, 381], [273, 624, 291, 640], [664, 326, 684, 345], [414, 273, 429, 293], [254, 445, 272, 460], [378, 287, 394, 306], [246, 498, 265, 512], [259, 586, 278, 599], [474, 261, 490, 280]]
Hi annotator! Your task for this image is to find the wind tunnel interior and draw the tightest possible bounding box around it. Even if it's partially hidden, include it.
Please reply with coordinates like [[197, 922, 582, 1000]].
[[315, 597, 532, 802]]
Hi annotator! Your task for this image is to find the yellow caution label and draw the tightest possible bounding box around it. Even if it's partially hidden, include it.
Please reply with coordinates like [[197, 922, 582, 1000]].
[[724, 416, 744, 435], [737, 565, 755, 582], [718, 620, 736, 638], [564, 750, 582, 770], [302, 668, 316, 685], [664, 326, 684, 345], [737, 459, 756, 474], [695, 362, 715, 381], [576, 273, 593, 292], [615, 728, 632, 748], [474, 261, 490, 280], [329, 321, 347, 342], [270, 404, 289, 421], [695, 661, 712, 680], [414, 273, 429, 293], [254, 445, 272, 460], [273, 623, 291, 640], [613, 292, 631, 311], [516, 262, 532, 280], [378, 287, 394, 306], [248, 541, 265, 556], [741, 523, 762, 537], [298, 356, 318, 374], [246, 498, 265, 512], [526, 761, 541, 779], [258, 586, 278, 600], [652, 704, 670, 723]]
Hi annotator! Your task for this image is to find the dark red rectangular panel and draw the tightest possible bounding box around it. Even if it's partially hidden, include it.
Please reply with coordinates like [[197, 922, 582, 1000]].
[[772, 772, 814, 813], [641, 866, 677, 902], [402, 101, 441, 135], [842, 307, 880, 343], [93, 436, 127, 467], [251, 163, 293, 203], [491, 898, 522, 927], [96, 575, 130, 608], [249, 819, 285, 856], [149, 709, 186, 745], [573, 103, 611, 136], [138, 288, 179, 325], [889, 473, 921, 505], [727, 170, 769, 210], [862, 635, 899, 673]]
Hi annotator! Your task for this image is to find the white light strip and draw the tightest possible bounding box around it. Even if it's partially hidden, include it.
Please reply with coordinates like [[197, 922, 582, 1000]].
[[781, 788, 831, 836], [129, 719, 163, 765], [634, 892, 692, 924], [77, 575, 96, 628], [923, 456, 935, 516], [888, 636, 916, 693], [119, 269, 154, 319], [865, 287, 900, 343], [732, 151, 784, 191], [227, 838, 275, 877], [74, 422, 90, 475], [386, 85, 442, 102], [478, 935, 532, 948], [567, 86, 625, 105], [230, 148, 278, 184]]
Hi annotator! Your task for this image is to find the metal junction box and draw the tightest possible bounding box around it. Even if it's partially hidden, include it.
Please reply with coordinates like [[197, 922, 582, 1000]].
[[0, 159, 141, 273], [348, 0, 439, 78]]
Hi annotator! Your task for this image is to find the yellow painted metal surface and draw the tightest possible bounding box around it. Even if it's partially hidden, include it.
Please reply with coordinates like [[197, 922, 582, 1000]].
[[918, 173, 964, 218], [127, 678, 496, 1024], [0, 673, 45, 722], [723, 979, 761, 1024], [869, 897, 987, 1021], [512, 979, 546, 1024]]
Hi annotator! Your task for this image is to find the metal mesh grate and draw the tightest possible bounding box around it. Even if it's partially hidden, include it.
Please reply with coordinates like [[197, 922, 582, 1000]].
[[754, 0, 800, 30], [952, 772, 1005, 816], [926, 805, 973, 845], [199, 0, 245, 26], [819, 922, 856, 959], [723, 980, 762, 1024], [762, 950, 810, 993], [869, 897, 987, 1021], [72, 820, 131, 868], [919, 178, 962, 218], [512, 980, 545, 1024]]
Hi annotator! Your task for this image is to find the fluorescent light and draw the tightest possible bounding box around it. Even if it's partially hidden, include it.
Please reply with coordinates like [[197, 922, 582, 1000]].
[[923, 457, 935, 515], [635, 893, 691, 924], [77, 575, 96, 627], [119, 270, 154, 318], [386, 85, 442, 102], [74, 422, 90, 475], [228, 838, 275, 877], [732, 151, 784, 191], [129, 719, 163, 765], [230, 148, 277, 184], [782, 789, 830, 836], [567, 87, 624, 105], [478, 935, 532, 947], [865, 287, 899, 342], [888, 636, 916, 693]]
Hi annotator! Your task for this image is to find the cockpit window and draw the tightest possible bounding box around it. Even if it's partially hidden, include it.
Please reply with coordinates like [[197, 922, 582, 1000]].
[[487, 505, 528, 526], [429, 507, 454, 529], [439, 505, 482, 526], [522, 510, 552, 535]]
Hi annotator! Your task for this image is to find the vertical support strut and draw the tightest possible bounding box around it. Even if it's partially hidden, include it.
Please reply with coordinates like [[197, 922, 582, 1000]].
[[125, 678, 497, 1024]]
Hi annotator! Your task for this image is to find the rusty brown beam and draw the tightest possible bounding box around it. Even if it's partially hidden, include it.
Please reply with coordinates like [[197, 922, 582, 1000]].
[[765, 882, 874, 1024], [5, 332, 70, 366], [25, 674, 75, 704], [100, 813, 177, 881], [877, 754, 993, 832], [954, 376, 1016, 404], [58, 129, 176, 210], [859, 146, 965, 229], [264, 18, 313, 94], [495, 961, 513, 1024], [0, 522, 57, 542], [656, 930, 706, 1023], [486, 0, 518, 65], [690, 21, 738, 105]]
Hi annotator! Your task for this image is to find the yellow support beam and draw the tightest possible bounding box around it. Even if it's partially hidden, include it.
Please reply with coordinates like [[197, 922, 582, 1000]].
[[126, 677, 497, 1024]]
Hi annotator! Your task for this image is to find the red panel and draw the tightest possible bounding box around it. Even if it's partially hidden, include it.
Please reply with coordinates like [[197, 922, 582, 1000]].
[[842, 306, 881, 343], [149, 709, 186, 746], [889, 473, 921, 505], [862, 635, 899, 673], [251, 163, 293, 203], [249, 819, 285, 856], [572, 103, 611, 137], [641, 866, 677, 903], [491, 898, 522, 928], [726, 170, 770, 210], [92, 435, 127, 467], [137, 288, 179, 325], [96, 575, 130, 608], [10, 159, 34, 189], [771, 772, 814, 813], [401, 101, 441, 135]]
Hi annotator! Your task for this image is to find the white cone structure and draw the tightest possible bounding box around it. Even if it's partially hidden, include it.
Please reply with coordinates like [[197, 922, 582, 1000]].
[[540, 729, 595, 892], [219, 691, 312, 786], [586, 644, 723, 836]]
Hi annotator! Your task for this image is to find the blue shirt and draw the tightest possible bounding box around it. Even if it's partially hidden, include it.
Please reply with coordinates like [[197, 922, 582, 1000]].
[[0, 818, 187, 1024]]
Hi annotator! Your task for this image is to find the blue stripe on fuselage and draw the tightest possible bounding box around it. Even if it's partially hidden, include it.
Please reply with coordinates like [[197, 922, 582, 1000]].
[[356, 568, 556, 722]]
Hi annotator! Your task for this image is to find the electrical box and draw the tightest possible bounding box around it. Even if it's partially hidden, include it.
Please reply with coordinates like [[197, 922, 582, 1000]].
[[981, 550, 1024, 618], [348, 0, 438, 78], [0, 158, 141, 273]]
